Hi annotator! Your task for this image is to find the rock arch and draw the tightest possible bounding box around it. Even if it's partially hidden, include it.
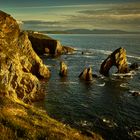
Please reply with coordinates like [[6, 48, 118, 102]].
[[100, 47, 129, 76]]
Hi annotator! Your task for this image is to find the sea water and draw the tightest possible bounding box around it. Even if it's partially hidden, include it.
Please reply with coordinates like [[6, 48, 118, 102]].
[[42, 34, 140, 140]]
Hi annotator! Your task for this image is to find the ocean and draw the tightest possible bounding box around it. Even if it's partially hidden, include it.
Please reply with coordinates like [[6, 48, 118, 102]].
[[41, 34, 140, 140]]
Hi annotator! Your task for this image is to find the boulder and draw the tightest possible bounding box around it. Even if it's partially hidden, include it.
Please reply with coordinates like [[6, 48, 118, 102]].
[[79, 67, 93, 81], [59, 61, 68, 77], [0, 10, 50, 102], [100, 47, 129, 76]]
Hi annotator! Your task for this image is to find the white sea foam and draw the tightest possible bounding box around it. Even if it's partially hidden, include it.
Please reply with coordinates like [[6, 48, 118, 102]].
[[120, 83, 128, 88], [60, 81, 78, 85], [112, 71, 136, 77], [97, 83, 105, 87], [127, 55, 140, 60]]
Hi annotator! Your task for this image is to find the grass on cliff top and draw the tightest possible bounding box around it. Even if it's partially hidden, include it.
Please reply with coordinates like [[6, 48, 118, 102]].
[[0, 97, 103, 140]]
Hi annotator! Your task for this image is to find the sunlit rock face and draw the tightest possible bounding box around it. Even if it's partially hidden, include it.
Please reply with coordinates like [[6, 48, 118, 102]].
[[59, 61, 68, 77], [100, 47, 129, 76], [79, 67, 93, 81], [0, 10, 50, 102]]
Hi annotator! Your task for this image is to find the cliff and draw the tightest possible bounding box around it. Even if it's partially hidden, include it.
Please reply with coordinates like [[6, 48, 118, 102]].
[[0, 11, 103, 139], [27, 31, 75, 56], [0, 10, 50, 102]]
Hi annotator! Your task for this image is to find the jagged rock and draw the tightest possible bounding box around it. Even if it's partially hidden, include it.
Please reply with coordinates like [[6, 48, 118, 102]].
[[59, 61, 68, 77], [79, 67, 93, 81], [0, 10, 50, 102], [100, 47, 129, 76], [62, 46, 75, 54], [129, 62, 139, 71]]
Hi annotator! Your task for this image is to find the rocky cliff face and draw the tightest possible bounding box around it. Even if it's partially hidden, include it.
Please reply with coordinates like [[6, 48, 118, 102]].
[[27, 31, 75, 56], [100, 47, 129, 76], [0, 11, 50, 102]]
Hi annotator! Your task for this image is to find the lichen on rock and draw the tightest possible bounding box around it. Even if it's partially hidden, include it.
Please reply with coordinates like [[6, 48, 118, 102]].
[[0, 10, 50, 102]]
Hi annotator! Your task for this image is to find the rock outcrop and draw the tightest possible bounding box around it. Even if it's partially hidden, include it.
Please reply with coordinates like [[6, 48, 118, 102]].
[[79, 67, 93, 81], [100, 47, 129, 76], [27, 31, 75, 56], [59, 61, 68, 77], [0, 10, 50, 102]]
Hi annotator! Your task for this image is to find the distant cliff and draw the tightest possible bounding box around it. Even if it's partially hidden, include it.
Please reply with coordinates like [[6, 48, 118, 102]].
[[41, 29, 140, 34]]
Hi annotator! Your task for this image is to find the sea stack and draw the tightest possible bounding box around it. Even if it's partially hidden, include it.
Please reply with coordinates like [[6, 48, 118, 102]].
[[100, 47, 129, 76], [59, 61, 68, 77], [79, 67, 93, 81]]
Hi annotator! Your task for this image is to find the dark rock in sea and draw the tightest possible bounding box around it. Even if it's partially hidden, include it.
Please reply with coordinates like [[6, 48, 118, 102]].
[[100, 47, 129, 76], [79, 67, 93, 81], [0, 10, 50, 102], [92, 74, 99, 78], [129, 62, 139, 71], [27, 31, 75, 56], [59, 61, 68, 77], [129, 91, 140, 96]]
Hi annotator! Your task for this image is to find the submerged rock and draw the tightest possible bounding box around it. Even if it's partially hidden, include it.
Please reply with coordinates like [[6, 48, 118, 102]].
[[129, 62, 139, 71], [59, 61, 68, 77], [129, 90, 140, 96], [0, 10, 50, 102], [100, 47, 129, 76], [79, 67, 93, 81]]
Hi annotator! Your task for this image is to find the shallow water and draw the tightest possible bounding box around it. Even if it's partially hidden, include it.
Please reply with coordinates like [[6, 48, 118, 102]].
[[42, 34, 140, 140]]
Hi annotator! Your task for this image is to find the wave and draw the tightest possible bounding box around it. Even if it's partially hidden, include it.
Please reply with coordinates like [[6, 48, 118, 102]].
[[76, 48, 140, 60], [112, 71, 136, 77], [96, 82, 105, 87], [120, 83, 129, 88], [127, 55, 140, 60], [60, 81, 78, 85]]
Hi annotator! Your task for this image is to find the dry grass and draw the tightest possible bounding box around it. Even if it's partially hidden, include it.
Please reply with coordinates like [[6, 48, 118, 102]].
[[0, 97, 103, 140]]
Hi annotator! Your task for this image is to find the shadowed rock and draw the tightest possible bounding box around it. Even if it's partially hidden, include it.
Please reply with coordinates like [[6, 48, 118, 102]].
[[79, 67, 93, 81], [27, 31, 75, 56], [100, 47, 129, 76], [129, 62, 139, 71], [27, 31, 63, 56], [59, 61, 68, 77]]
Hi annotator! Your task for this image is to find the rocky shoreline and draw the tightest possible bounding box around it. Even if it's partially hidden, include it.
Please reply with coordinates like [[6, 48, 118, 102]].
[[0, 10, 103, 139]]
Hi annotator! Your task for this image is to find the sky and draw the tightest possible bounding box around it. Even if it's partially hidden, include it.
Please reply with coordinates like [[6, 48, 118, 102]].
[[0, 0, 140, 31]]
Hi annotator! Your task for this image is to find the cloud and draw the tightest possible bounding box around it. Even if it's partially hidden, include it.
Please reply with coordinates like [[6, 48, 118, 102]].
[[65, 3, 140, 31], [21, 2, 140, 31], [22, 20, 69, 31], [23, 20, 60, 25]]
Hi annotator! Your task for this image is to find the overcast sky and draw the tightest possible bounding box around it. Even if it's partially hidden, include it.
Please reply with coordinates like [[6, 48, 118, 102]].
[[0, 0, 140, 31]]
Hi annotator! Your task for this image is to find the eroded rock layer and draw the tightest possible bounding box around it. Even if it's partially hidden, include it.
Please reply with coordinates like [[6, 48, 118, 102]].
[[100, 47, 129, 76], [0, 10, 50, 102]]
